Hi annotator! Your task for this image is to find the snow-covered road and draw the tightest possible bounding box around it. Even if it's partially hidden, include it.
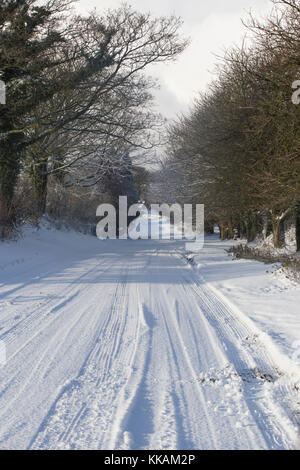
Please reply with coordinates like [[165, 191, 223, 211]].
[[0, 227, 299, 449]]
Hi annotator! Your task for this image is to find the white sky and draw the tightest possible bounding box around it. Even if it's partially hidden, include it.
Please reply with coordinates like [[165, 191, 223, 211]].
[[75, 0, 272, 119]]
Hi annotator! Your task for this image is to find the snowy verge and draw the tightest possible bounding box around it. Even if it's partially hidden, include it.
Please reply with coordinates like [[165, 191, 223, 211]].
[[184, 235, 300, 383], [0, 220, 100, 273]]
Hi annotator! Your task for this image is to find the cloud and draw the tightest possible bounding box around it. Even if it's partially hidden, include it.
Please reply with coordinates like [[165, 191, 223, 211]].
[[76, 0, 272, 118], [152, 79, 189, 120]]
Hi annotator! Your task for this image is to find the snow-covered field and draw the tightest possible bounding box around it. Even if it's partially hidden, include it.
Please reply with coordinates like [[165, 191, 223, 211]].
[[0, 222, 299, 450]]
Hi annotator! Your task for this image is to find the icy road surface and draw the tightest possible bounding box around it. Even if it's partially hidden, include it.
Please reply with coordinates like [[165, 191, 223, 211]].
[[0, 227, 299, 449]]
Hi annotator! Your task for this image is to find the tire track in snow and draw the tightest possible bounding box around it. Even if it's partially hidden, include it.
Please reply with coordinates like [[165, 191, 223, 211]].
[[111, 300, 157, 450], [0, 259, 122, 448], [103, 283, 157, 450], [108, 252, 188, 450], [1, 238, 299, 449], [0, 256, 111, 344], [158, 287, 225, 449], [0, 277, 118, 435], [0, 260, 114, 402], [177, 260, 300, 449], [29, 263, 141, 449]]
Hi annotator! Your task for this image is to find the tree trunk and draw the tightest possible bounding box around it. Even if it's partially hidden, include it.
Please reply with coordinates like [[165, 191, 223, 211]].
[[219, 222, 227, 240], [31, 158, 48, 217], [239, 219, 246, 239], [0, 141, 21, 238], [262, 215, 268, 240], [296, 211, 300, 252], [227, 218, 234, 239], [243, 213, 258, 243], [272, 218, 283, 248]]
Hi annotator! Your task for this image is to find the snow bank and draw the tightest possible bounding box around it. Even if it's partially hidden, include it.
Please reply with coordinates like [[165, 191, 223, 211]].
[[189, 235, 300, 381]]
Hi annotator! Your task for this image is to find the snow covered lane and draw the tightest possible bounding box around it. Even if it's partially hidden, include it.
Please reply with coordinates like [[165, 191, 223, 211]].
[[0, 233, 299, 449]]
